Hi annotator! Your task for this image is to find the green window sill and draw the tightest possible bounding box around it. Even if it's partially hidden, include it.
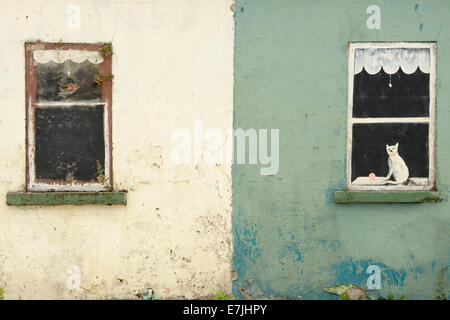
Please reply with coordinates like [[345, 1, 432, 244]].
[[6, 192, 127, 205], [334, 191, 443, 203]]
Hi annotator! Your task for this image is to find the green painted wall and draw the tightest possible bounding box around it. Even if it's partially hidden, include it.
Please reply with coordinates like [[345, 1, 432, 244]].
[[232, 0, 450, 299]]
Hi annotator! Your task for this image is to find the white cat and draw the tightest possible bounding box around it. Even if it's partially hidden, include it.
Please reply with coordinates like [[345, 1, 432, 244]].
[[384, 143, 409, 185]]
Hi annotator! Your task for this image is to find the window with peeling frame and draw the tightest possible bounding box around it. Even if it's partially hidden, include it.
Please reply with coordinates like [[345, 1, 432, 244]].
[[25, 42, 113, 191], [346, 42, 436, 191]]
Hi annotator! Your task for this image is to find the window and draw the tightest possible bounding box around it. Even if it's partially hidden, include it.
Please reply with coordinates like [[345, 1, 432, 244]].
[[346, 42, 436, 191], [25, 42, 113, 191]]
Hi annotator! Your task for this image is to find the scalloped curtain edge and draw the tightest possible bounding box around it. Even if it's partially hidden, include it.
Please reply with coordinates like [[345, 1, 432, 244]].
[[33, 50, 104, 64], [355, 48, 430, 75]]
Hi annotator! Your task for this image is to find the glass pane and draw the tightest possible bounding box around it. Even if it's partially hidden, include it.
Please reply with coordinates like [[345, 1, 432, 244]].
[[351, 123, 429, 184], [36, 60, 102, 101], [353, 68, 429, 118], [35, 105, 105, 182]]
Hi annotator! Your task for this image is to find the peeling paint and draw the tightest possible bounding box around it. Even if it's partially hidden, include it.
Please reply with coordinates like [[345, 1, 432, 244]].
[[0, 0, 235, 299], [233, 0, 450, 300]]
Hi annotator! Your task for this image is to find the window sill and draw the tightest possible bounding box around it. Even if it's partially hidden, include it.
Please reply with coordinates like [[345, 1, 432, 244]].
[[6, 191, 127, 205], [334, 191, 443, 203]]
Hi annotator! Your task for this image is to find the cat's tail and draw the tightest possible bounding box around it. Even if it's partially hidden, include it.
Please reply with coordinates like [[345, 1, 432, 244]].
[[384, 179, 409, 185], [384, 181, 401, 185]]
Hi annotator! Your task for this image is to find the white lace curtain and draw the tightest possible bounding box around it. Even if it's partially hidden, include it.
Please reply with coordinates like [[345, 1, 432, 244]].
[[354, 48, 430, 74], [33, 50, 104, 64]]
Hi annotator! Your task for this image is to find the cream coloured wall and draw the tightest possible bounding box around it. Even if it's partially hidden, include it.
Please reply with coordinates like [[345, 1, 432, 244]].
[[0, 0, 234, 299]]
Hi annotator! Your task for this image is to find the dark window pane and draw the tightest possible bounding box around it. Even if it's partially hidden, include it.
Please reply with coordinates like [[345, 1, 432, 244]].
[[35, 105, 105, 182], [36, 60, 102, 101], [353, 68, 429, 118], [351, 123, 428, 182]]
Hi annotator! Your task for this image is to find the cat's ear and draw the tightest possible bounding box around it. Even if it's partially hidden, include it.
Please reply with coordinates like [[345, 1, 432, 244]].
[[386, 144, 389, 148], [395, 142, 399, 148]]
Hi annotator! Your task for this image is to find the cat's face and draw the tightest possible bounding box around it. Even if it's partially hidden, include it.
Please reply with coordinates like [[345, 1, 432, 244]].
[[386, 143, 399, 156]]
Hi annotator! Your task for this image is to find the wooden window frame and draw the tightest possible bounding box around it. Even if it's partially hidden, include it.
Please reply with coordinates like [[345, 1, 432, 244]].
[[25, 42, 113, 192], [346, 42, 437, 191]]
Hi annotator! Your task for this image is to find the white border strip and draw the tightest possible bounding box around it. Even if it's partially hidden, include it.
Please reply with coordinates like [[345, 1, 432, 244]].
[[35, 101, 104, 107], [349, 185, 434, 191], [346, 44, 355, 189], [27, 183, 107, 192], [351, 117, 430, 124], [429, 43, 437, 189]]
